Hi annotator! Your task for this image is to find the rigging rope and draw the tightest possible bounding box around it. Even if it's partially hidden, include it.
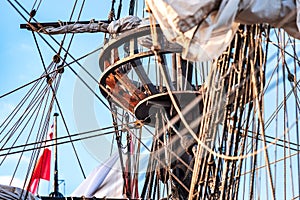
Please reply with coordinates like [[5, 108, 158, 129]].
[[4, 0, 103, 180], [7, 0, 108, 101], [0, 76, 52, 145], [0, 129, 116, 157], [1, 86, 50, 166], [1, 68, 57, 192], [0, 122, 136, 155], [0, 45, 100, 100], [32, 31, 48, 72], [116, 0, 122, 20], [128, 0, 135, 16], [10, 89, 49, 185], [31, 0, 42, 13], [59, 0, 86, 68], [108, 0, 116, 21], [22, 85, 55, 192], [147, 26, 300, 162]]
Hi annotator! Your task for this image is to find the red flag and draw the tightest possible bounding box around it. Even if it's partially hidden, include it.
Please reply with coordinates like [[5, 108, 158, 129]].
[[27, 124, 53, 194]]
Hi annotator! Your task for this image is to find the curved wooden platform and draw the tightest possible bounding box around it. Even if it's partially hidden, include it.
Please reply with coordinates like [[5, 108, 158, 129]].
[[98, 25, 183, 114], [98, 25, 182, 72]]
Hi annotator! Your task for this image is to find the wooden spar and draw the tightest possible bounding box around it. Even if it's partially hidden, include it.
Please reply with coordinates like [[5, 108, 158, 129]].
[[20, 20, 109, 31]]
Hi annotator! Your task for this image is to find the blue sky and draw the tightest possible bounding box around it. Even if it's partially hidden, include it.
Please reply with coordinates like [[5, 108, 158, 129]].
[[0, 0, 125, 196]]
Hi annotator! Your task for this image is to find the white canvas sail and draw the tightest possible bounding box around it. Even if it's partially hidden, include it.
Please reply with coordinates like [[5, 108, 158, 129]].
[[146, 0, 300, 61], [71, 153, 123, 198]]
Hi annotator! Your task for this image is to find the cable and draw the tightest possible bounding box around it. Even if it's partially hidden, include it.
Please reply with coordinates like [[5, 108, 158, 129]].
[[116, 0, 122, 19], [128, 0, 135, 15], [0, 128, 118, 156], [32, 31, 48, 72], [9, 86, 50, 184], [8, 0, 107, 101], [0, 122, 133, 153]]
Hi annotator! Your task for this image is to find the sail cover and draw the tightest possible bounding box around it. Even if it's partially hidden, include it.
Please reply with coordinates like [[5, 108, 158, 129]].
[[71, 153, 124, 198], [41, 21, 109, 34], [0, 184, 40, 200], [146, 0, 300, 61], [39, 16, 141, 35]]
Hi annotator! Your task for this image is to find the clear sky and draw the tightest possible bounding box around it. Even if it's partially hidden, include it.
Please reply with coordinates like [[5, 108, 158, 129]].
[[0, 0, 124, 196]]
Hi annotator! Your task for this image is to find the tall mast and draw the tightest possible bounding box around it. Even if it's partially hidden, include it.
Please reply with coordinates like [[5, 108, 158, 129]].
[[50, 112, 63, 198]]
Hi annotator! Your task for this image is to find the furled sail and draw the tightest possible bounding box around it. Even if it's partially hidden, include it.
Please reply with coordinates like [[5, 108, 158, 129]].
[[146, 0, 300, 61], [34, 16, 142, 35], [41, 21, 109, 34]]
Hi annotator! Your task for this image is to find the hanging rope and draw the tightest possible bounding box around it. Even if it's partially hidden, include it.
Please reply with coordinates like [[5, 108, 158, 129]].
[[116, 0, 122, 19], [59, 0, 86, 70], [128, 0, 135, 16], [108, 0, 116, 21]]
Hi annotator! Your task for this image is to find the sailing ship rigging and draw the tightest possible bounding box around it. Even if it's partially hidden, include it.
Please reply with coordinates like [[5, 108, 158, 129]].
[[1, 0, 300, 199]]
